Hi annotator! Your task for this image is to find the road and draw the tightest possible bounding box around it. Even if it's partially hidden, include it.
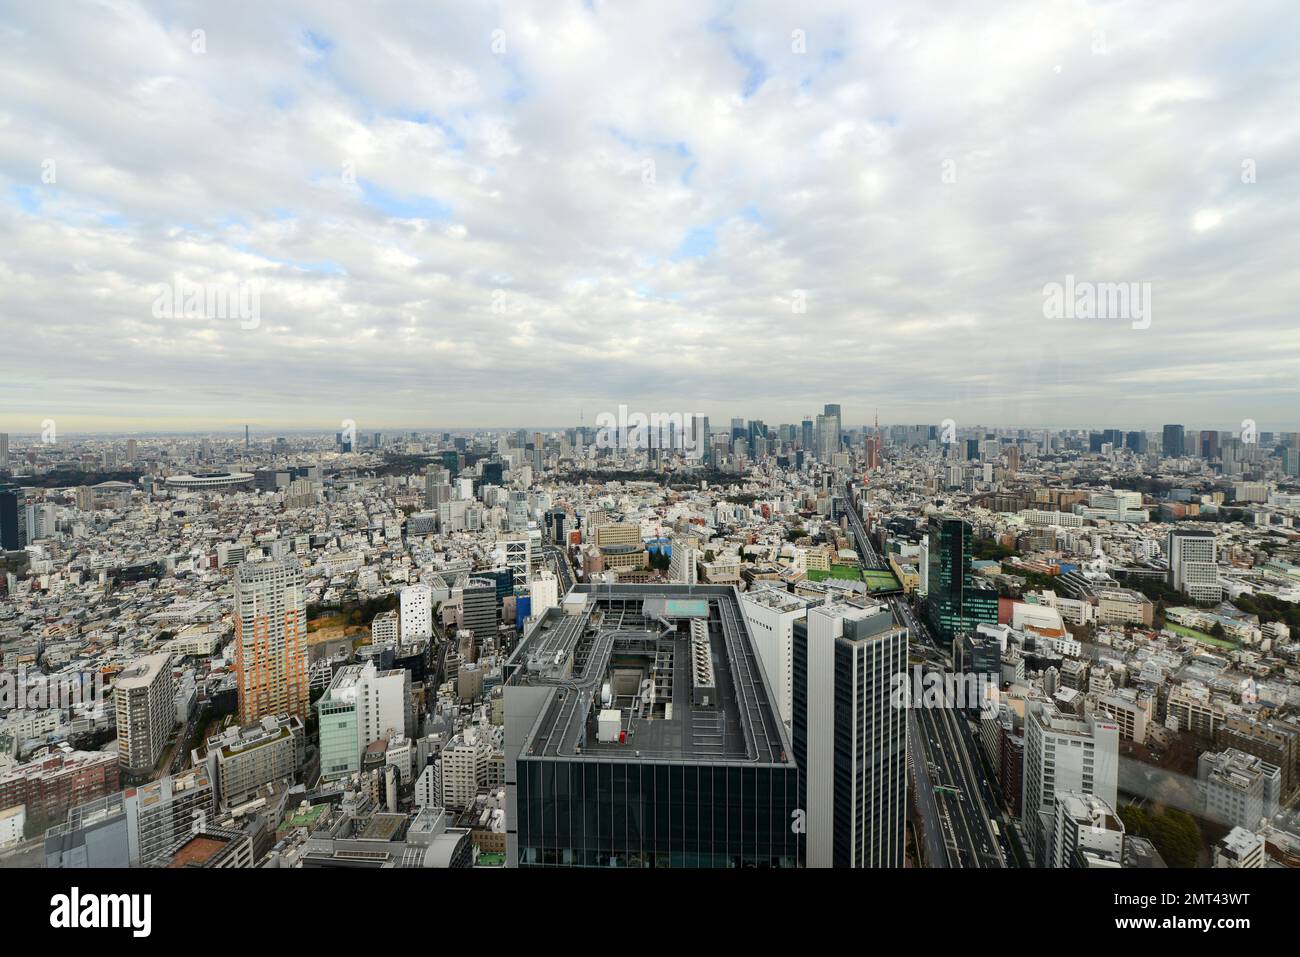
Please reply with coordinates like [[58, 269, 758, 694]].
[[543, 543, 575, 591], [843, 480, 1010, 868], [841, 480, 887, 570]]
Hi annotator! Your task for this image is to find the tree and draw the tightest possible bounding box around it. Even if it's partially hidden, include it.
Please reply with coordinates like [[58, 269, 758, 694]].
[[1119, 803, 1202, 868]]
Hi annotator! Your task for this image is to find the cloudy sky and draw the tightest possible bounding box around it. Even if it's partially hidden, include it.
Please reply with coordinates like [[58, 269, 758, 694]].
[[1, 0, 1297, 435]]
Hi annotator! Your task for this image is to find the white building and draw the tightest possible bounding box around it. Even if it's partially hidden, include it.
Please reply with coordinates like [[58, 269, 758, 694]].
[[0, 804, 24, 848], [442, 727, 493, 810], [740, 586, 810, 729], [498, 532, 531, 587], [1198, 748, 1281, 831], [1213, 826, 1265, 868], [668, 535, 699, 584], [400, 584, 434, 641], [528, 571, 559, 616], [1022, 700, 1119, 865], [371, 610, 399, 645], [1050, 792, 1124, 868], [1168, 529, 1222, 603], [316, 662, 411, 781], [415, 762, 442, 809]]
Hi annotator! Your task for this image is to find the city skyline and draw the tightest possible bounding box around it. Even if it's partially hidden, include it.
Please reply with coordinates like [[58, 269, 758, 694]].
[[3, 1, 1298, 431], [0, 413, 1288, 439]]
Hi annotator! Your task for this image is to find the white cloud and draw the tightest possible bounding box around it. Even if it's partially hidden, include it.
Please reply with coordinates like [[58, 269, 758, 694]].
[[0, 0, 1297, 432]]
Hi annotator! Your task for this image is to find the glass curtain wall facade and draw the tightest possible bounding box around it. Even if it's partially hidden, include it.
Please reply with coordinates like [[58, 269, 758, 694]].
[[514, 759, 800, 868]]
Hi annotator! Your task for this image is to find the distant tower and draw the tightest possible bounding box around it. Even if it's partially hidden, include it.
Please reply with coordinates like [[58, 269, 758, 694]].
[[245, 425, 250, 449]]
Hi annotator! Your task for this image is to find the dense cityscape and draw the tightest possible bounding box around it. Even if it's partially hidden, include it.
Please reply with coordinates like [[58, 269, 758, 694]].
[[1, 415, 1299, 874], [2, 0, 1295, 937]]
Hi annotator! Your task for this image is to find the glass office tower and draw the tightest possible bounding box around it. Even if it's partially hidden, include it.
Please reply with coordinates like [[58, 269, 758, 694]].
[[924, 516, 999, 643]]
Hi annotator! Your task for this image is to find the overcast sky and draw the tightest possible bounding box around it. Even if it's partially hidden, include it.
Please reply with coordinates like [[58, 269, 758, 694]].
[[1, 0, 1297, 436]]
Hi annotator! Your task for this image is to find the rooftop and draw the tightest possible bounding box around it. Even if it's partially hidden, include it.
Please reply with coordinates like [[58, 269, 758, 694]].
[[741, 587, 810, 614], [506, 584, 793, 766], [114, 652, 172, 690]]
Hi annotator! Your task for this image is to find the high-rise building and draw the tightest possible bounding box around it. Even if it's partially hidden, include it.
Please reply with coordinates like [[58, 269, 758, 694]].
[[114, 653, 175, 774], [23, 501, 56, 542], [528, 571, 559, 616], [317, 662, 412, 781], [0, 432, 8, 469], [815, 404, 841, 461], [400, 583, 434, 641], [461, 578, 499, 641], [1200, 429, 1221, 460], [45, 767, 221, 867], [1197, 748, 1281, 831], [1022, 700, 1119, 865], [1162, 423, 1185, 458], [924, 516, 999, 642], [197, 714, 304, 809], [508, 489, 530, 531], [1167, 529, 1221, 602], [504, 584, 799, 867], [0, 482, 24, 551], [424, 466, 451, 509], [668, 534, 699, 584], [233, 559, 309, 725], [498, 531, 532, 587], [1050, 792, 1124, 868], [793, 597, 908, 867], [371, 609, 399, 645], [740, 587, 811, 730]]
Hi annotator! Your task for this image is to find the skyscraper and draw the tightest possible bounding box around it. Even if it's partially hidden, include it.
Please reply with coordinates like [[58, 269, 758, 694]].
[[695, 415, 710, 463], [233, 559, 309, 725], [114, 653, 175, 774], [1162, 423, 1185, 458], [815, 414, 838, 461], [924, 516, 999, 643], [821, 403, 842, 459], [1168, 529, 1221, 602], [1022, 701, 1118, 865], [793, 597, 908, 867], [0, 482, 25, 551], [461, 578, 499, 641], [741, 587, 812, 729]]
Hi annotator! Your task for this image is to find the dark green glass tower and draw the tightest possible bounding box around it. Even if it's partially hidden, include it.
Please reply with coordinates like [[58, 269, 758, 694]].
[[925, 516, 998, 642]]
